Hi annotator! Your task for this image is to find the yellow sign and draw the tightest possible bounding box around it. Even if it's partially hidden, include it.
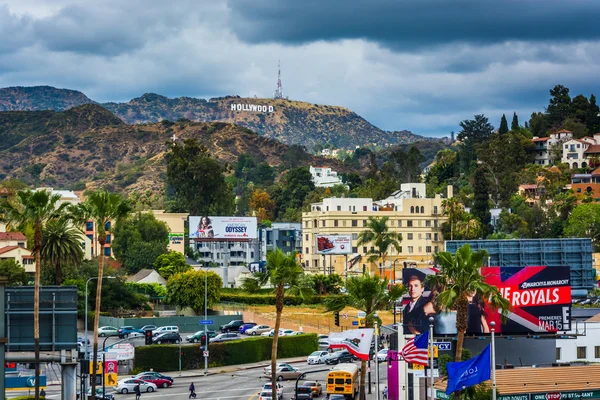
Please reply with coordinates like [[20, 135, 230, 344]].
[[89, 361, 103, 374], [428, 345, 439, 358], [412, 364, 425, 370], [358, 319, 366, 328], [104, 373, 118, 387]]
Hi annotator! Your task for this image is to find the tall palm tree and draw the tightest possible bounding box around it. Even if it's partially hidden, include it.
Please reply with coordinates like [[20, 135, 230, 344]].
[[42, 218, 85, 285], [441, 198, 464, 241], [357, 216, 402, 277], [325, 273, 405, 400], [456, 216, 482, 240], [0, 190, 67, 400], [75, 190, 131, 397], [256, 248, 312, 400], [427, 244, 510, 364]]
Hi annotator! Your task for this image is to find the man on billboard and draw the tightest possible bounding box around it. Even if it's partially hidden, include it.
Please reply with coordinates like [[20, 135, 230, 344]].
[[403, 273, 435, 334]]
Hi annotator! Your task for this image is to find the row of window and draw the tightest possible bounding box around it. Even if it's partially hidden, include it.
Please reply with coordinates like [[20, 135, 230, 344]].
[[306, 245, 438, 255], [194, 251, 255, 259], [309, 219, 440, 229], [557, 346, 600, 360], [410, 206, 438, 214], [85, 221, 111, 231]]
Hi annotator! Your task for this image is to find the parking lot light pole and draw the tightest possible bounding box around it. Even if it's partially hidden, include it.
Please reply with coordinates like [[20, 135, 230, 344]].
[[204, 268, 208, 375]]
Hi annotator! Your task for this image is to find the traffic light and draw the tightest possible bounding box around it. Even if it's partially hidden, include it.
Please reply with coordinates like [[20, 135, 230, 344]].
[[145, 330, 153, 345], [334, 311, 340, 326]]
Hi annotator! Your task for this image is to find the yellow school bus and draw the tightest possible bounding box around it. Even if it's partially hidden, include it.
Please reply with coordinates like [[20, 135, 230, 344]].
[[326, 363, 359, 399]]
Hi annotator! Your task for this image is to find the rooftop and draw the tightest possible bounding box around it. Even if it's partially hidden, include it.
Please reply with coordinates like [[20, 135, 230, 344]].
[[0, 232, 27, 241]]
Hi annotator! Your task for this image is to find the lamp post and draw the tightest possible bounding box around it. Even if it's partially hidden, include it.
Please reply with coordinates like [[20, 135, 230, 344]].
[[374, 313, 380, 400], [491, 321, 497, 400], [198, 266, 210, 375], [429, 317, 434, 400]]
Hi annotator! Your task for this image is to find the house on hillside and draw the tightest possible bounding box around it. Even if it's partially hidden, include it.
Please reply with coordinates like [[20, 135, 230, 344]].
[[0, 230, 34, 273], [532, 130, 573, 165]]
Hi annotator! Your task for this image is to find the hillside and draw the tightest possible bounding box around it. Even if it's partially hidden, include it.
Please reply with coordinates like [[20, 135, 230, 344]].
[[0, 86, 439, 150], [0, 105, 352, 194]]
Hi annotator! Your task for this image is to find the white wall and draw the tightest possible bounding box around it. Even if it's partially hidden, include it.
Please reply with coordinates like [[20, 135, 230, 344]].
[[556, 321, 600, 362]]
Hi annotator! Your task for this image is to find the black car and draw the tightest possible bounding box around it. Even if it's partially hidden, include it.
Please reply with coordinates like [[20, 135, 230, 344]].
[[291, 387, 313, 400], [324, 350, 355, 365], [152, 332, 181, 344], [220, 320, 244, 333]]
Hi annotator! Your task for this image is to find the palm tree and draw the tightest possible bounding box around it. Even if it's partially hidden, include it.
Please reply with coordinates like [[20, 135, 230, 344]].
[[455, 215, 482, 240], [357, 216, 402, 277], [427, 244, 510, 364], [325, 273, 405, 400], [42, 218, 85, 285], [441, 198, 464, 241], [75, 190, 131, 397], [255, 249, 312, 400], [1, 189, 67, 400]]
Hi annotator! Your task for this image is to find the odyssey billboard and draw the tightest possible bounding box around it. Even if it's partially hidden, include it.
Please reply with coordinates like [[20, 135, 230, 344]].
[[315, 235, 352, 254], [401, 266, 571, 335], [189, 216, 257, 240]]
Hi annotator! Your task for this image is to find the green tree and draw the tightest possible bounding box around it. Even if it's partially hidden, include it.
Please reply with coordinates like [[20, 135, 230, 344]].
[[457, 114, 494, 173], [0, 189, 68, 400], [391, 146, 425, 182], [564, 203, 600, 251], [155, 251, 190, 280], [357, 216, 402, 276], [0, 259, 28, 285], [441, 198, 464, 241], [529, 112, 550, 137], [586, 94, 600, 134], [41, 217, 85, 285], [308, 273, 343, 295], [272, 167, 315, 220], [471, 167, 492, 237], [282, 144, 310, 169], [165, 138, 235, 215], [427, 245, 510, 365], [112, 212, 169, 274], [324, 273, 404, 400], [165, 269, 222, 314], [547, 84, 572, 125], [511, 112, 519, 131], [498, 114, 509, 134]]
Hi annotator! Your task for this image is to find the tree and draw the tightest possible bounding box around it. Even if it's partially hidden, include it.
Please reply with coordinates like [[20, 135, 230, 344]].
[[498, 114, 509, 135], [0, 259, 28, 285], [254, 249, 312, 400], [41, 217, 85, 285], [75, 190, 131, 398], [165, 269, 222, 314], [391, 146, 425, 182], [249, 189, 275, 223], [324, 273, 404, 400], [357, 216, 402, 276], [308, 273, 343, 295], [341, 172, 362, 191], [547, 84, 572, 125], [0, 189, 68, 400], [281, 144, 309, 169], [112, 212, 169, 273], [165, 138, 235, 215], [457, 115, 494, 173], [427, 244, 510, 366], [441, 198, 464, 241], [564, 203, 600, 251], [511, 112, 519, 131], [155, 251, 190, 280], [586, 94, 600, 134], [529, 112, 550, 137], [471, 167, 492, 237], [272, 167, 315, 220]]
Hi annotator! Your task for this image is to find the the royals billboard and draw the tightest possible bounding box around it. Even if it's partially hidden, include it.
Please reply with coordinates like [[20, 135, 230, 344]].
[[189, 216, 257, 240], [402, 266, 571, 335]]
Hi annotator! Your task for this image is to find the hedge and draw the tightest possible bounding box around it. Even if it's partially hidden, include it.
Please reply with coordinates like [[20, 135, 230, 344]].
[[134, 333, 318, 372], [219, 293, 344, 306]]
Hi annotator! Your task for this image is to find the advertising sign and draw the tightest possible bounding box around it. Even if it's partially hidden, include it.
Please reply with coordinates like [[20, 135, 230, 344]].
[[402, 266, 571, 335], [315, 235, 352, 254], [189, 216, 257, 240]]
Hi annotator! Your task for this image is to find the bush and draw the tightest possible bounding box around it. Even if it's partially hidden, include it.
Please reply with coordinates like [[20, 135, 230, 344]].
[[219, 293, 345, 306], [134, 334, 318, 372]]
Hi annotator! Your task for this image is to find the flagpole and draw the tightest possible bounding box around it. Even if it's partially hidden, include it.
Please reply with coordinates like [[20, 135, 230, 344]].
[[375, 314, 380, 400], [429, 317, 434, 400], [398, 324, 407, 400], [491, 321, 497, 400]]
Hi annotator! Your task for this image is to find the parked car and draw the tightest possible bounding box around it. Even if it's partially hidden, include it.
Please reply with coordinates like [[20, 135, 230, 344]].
[[238, 323, 258, 334], [210, 333, 241, 343], [116, 379, 157, 394], [291, 331, 305, 336], [317, 334, 329, 340], [279, 329, 295, 336], [262, 382, 283, 400], [139, 325, 157, 332], [152, 326, 179, 337], [300, 381, 322, 397], [132, 372, 173, 383], [246, 324, 271, 336], [77, 387, 114, 400], [152, 332, 181, 344], [98, 326, 119, 337], [318, 340, 330, 351], [220, 320, 244, 333], [261, 329, 276, 337], [290, 386, 313, 400], [136, 373, 172, 388], [186, 330, 217, 343], [328, 395, 346, 400], [324, 350, 354, 365], [307, 351, 329, 365], [375, 349, 389, 362], [262, 365, 304, 381], [118, 326, 139, 338], [263, 363, 295, 375]]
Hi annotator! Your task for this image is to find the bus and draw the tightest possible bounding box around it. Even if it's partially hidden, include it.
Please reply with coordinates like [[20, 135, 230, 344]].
[[326, 363, 359, 399]]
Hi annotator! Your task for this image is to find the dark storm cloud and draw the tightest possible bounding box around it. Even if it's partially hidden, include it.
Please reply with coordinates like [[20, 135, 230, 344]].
[[228, 0, 600, 49]]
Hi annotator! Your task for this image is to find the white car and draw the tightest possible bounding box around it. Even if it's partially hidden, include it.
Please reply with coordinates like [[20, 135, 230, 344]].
[[98, 326, 119, 337], [279, 329, 295, 336], [261, 329, 276, 337], [115, 379, 157, 394], [375, 348, 389, 362], [307, 350, 329, 365], [258, 390, 273, 400], [262, 383, 283, 400], [246, 324, 271, 336], [152, 326, 179, 337]]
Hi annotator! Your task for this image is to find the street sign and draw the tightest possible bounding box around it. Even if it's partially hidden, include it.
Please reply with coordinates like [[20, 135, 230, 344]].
[[104, 373, 118, 387], [436, 342, 451, 351], [203, 351, 209, 357], [342, 313, 348, 320], [89, 361, 103, 374], [428, 345, 439, 358], [199, 320, 214, 325], [352, 321, 358, 326]]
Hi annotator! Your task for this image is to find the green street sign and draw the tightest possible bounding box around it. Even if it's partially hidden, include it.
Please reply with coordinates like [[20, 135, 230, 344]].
[[436, 390, 451, 400]]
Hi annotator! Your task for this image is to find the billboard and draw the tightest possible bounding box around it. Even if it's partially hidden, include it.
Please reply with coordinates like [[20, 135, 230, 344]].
[[189, 216, 257, 240], [401, 266, 571, 335], [315, 235, 352, 254]]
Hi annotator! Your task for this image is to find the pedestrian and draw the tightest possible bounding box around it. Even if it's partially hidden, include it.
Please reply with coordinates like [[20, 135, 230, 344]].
[[383, 386, 388, 400], [40, 389, 46, 399], [134, 383, 141, 400], [189, 382, 196, 398]]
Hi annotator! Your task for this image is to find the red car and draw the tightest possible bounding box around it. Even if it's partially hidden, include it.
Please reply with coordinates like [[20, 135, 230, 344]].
[[137, 374, 172, 388]]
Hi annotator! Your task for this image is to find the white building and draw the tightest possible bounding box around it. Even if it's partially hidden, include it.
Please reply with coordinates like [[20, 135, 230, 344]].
[[191, 240, 259, 268], [309, 166, 345, 188], [556, 314, 600, 363], [532, 130, 573, 165]]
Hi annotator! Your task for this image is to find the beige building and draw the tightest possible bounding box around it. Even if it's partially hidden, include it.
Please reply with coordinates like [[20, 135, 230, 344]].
[[0, 229, 34, 272], [302, 183, 449, 280], [152, 210, 188, 254]]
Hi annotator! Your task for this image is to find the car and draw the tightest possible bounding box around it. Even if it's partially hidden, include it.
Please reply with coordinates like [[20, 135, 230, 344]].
[[152, 326, 179, 337], [77, 387, 114, 400], [290, 387, 313, 400], [317, 334, 329, 340], [261, 329, 276, 337], [307, 351, 329, 365], [375, 349, 389, 362], [246, 324, 271, 336], [301, 381, 322, 397], [210, 332, 241, 343], [279, 329, 295, 336], [318, 340, 330, 351], [118, 326, 139, 338], [77, 336, 90, 345], [152, 332, 181, 344], [263, 363, 295, 375], [132, 372, 173, 383], [324, 350, 354, 365], [328, 395, 346, 400], [98, 326, 119, 337], [139, 325, 157, 332], [238, 322, 258, 334], [258, 390, 274, 400], [136, 374, 172, 388], [262, 382, 283, 400], [262, 365, 304, 381], [291, 331, 306, 336], [128, 331, 144, 338], [220, 320, 244, 333], [116, 379, 157, 394], [186, 330, 217, 343]]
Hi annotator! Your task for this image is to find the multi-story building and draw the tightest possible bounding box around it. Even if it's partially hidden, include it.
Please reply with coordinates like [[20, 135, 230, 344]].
[[561, 138, 594, 169], [309, 166, 345, 188], [151, 210, 188, 254], [0, 228, 34, 273], [532, 130, 573, 165], [571, 167, 600, 201], [258, 222, 302, 261], [301, 183, 448, 278], [191, 240, 259, 267]]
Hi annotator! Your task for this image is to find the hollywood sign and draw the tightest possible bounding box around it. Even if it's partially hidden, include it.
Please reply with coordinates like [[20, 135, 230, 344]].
[[230, 104, 274, 113]]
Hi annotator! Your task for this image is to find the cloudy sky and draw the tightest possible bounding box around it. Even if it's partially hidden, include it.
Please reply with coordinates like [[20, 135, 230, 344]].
[[2, 0, 600, 137]]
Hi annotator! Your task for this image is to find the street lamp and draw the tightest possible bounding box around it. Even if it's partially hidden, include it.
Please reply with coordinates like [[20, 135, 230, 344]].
[[85, 277, 116, 364], [199, 266, 210, 375]]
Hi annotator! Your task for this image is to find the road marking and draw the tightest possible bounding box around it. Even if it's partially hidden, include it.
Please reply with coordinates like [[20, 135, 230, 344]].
[[247, 389, 260, 400]]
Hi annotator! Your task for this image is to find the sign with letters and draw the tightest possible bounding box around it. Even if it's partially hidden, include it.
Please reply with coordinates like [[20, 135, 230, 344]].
[[189, 216, 257, 240], [436, 342, 451, 351]]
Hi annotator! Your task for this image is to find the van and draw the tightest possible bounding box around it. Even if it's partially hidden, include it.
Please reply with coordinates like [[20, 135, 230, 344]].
[[152, 326, 179, 337]]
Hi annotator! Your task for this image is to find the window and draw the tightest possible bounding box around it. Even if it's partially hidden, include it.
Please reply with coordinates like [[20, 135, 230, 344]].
[[434, 233, 439, 241], [407, 233, 413, 240], [334, 220, 339, 227], [398, 220, 402, 227], [103, 247, 111, 257], [18, 242, 25, 248], [407, 246, 414, 253], [352, 233, 358, 240], [410, 206, 415, 213], [352, 246, 358, 253], [104, 221, 111, 231], [577, 347, 587, 359], [426, 220, 431, 227], [305, 234, 309, 241], [363, 220, 367, 227], [322, 220, 326, 227], [86, 221, 93, 231], [434, 220, 438, 228], [352, 220, 358, 227], [337, 206, 341, 211], [105, 235, 111, 244], [313, 220, 317, 228], [306, 247, 309, 254], [363, 246, 367, 253], [556, 348, 561, 360], [421, 206, 425, 213], [426, 246, 432, 253], [407, 220, 413, 227], [363, 206, 367, 211], [595, 346, 600, 359], [434, 246, 439, 252], [433, 206, 438, 215], [426, 233, 431, 240]]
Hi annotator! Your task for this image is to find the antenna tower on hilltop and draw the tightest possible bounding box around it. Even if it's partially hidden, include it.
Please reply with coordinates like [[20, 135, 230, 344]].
[[273, 59, 283, 99]]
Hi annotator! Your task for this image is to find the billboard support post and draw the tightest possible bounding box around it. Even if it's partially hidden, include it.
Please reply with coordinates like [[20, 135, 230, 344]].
[[429, 317, 434, 400], [345, 254, 348, 287], [491, 321, 497, 400]]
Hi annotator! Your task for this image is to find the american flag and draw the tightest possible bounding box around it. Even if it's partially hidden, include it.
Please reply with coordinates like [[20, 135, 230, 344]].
[[401, 331, 429, 365]]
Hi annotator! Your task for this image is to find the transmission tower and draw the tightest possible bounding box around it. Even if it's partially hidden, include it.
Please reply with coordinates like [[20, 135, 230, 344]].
[[273, 59, 283, 99]]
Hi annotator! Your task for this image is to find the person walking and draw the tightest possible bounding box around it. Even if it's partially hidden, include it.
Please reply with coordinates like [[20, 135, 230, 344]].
[[383, 386, 388, 400], [40, 389, 46, 399], [134, 383, 141, 400], [189, 382, 196, 398]]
